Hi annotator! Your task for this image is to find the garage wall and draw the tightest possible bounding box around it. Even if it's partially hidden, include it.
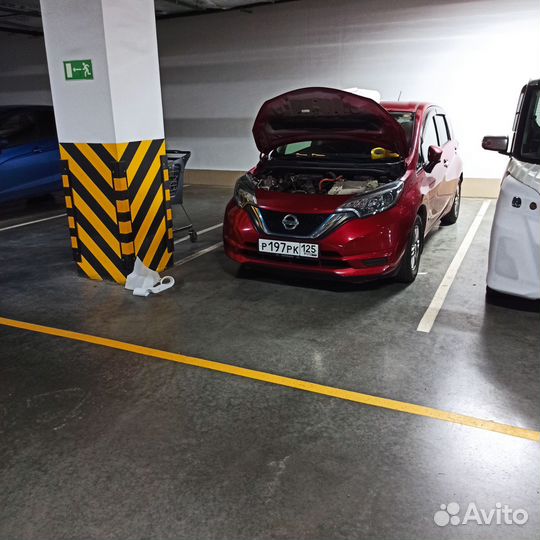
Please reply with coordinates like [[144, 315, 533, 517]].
[[0, 0, 538, 181]]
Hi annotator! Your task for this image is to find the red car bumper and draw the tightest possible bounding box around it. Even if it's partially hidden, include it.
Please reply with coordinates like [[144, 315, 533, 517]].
[[223, 200, 415, 279]]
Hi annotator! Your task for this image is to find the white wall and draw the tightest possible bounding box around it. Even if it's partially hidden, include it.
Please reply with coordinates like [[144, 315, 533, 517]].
[[0, 0, 539, 177]]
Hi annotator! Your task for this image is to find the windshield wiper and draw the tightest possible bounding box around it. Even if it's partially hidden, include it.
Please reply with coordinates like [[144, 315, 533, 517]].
[[292, 152, 373, 161], [294, 152, 327, 158]]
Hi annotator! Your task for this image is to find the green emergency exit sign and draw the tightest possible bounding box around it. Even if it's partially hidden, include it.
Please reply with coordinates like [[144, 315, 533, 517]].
[[63, 59, 93, 80]]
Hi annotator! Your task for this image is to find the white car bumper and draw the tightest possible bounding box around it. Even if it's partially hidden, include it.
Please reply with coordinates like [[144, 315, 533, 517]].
[[487, 173, 540, 300]]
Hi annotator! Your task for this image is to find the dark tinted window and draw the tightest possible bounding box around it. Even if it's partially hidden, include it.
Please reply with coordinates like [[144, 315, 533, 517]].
[[516, 87, 540, 164], [35, 109, 57, 139], [434, 115, 449, 146], [0, 111, 38, 147], [0, 109, 57, 147], [421, 116, 438, 163]]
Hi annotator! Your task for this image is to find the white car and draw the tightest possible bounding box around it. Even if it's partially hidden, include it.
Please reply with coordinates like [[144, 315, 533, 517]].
[[482, 79, 540, 309]]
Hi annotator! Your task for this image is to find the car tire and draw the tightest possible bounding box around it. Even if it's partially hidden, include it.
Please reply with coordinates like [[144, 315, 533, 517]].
[[27, 193, 55, 206], [237, 264, 254, 278], [396, 215, 423, 283], [441, 181, 461, 225]]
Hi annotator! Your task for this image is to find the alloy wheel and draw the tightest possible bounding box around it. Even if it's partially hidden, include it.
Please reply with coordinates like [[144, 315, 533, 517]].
[[454, 185, 461, 217], [410, 223, 421, 272]]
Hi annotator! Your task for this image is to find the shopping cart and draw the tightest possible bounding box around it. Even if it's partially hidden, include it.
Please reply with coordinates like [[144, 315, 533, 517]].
[[166, 149, 197, 242]]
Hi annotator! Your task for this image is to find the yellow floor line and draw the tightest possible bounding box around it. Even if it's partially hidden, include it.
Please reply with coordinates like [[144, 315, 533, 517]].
[[0, 315, 538, 442]]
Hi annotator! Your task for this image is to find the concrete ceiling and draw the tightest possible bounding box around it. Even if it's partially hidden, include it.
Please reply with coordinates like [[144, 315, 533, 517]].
[[0, 0, 289, 35]]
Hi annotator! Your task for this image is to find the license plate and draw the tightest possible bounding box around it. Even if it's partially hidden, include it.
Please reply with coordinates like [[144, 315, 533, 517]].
[[258, 239, 318, 258]]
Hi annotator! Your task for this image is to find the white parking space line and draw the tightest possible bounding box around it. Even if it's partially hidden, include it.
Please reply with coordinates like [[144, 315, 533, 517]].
[[0, 213, 66, 233], [174, 242, 223, 267], [174, 222, 222, 244], [417, 200, 491, 333]]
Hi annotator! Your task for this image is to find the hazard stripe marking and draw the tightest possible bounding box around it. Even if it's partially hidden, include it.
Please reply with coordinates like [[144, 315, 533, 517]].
[[77, 224, 126, 284], [72, 190, 122, 259], [60, 139, 173, 283], [62, 147, 116, 223], [77, 144, 113, 188], [142, 217, 166, 268], [130, 151, 162, 220], [127, 140, 152, 187]]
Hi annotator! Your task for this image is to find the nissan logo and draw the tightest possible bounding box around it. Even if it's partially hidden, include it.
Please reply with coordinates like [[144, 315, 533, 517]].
[[282, 214, 299, 231]]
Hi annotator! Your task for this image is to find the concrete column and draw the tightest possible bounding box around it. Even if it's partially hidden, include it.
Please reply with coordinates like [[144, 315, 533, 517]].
[[40, 0, 174, 283]]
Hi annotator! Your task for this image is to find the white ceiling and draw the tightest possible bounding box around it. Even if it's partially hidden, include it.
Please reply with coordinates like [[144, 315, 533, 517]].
[[0, 0, 290, 35]]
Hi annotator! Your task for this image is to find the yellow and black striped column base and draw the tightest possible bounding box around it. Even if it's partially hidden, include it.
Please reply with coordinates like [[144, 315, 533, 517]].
[[59, 139, 174, 284]]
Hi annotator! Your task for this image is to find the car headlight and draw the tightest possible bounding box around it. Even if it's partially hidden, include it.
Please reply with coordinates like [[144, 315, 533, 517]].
[[234, 174, 258, 208], [338, 180, 404, 218]]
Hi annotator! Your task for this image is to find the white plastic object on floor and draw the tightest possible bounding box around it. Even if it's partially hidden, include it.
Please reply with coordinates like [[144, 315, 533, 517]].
[[487, 159, 540, 300], [133, 276, 175, 297], [125, 257, 175, 297]]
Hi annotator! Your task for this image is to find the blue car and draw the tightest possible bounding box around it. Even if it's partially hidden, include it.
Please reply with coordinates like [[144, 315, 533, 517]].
[[0, 105, 62, 203]]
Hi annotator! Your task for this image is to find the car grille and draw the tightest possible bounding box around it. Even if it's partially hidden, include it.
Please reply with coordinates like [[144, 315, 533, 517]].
[[258, 209, 328, 237]]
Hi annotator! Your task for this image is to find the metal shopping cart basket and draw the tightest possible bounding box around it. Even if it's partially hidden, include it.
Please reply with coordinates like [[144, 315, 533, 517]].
[[166, 149, 197, 242]]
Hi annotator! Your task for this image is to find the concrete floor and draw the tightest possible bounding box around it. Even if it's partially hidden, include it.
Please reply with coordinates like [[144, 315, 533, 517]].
[[0, 187, 538, 540]]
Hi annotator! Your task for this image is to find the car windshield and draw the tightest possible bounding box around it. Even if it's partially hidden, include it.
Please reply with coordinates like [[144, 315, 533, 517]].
[[273, 139, 376, 161], [389, 111, 414, 146], [271, 111, 414, 161], [516, 87, 540, 164]]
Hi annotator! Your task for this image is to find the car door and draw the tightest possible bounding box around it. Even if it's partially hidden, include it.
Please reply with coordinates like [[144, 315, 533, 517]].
[[0, 109, 61, 202], [419, 110, 446, 228], [32, 108, 62, 189], [433, 112, 458, 212]]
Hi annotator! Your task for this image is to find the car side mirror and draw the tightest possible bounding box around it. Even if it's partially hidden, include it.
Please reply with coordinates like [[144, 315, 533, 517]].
[[425, 145, 443, 172], [482, 135, 509, 155]]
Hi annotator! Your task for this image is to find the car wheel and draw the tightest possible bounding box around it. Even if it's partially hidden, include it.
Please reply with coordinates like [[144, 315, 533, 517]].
[[27, 193, 55, 206], [396, 215, 423, 283], [237, 264, 254, 278], [441, 182, 461, 225]]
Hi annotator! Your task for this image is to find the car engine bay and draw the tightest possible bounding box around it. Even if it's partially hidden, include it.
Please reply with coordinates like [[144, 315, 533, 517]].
[[252, 166, 402, 196]]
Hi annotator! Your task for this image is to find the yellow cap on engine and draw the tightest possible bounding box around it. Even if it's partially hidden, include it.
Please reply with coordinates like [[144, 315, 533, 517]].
[[371, 147, 400, 160]]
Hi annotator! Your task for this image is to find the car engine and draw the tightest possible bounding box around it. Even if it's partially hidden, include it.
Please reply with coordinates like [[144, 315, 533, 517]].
[[254, 171, 393, 195]]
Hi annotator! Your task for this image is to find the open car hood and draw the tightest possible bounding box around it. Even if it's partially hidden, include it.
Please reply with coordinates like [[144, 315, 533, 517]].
[[252, 87, 408, 157]]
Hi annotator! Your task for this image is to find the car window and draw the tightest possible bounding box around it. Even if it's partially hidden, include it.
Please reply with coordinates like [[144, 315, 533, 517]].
[[282, 141, 312, 155], [274, 139, 375, 160], [517, 87, 540, 163], [0, 111, 39, 147], [36, 110, 57, 139], [421, 115, 438, 163], [389, 112, 415, 147], [434, 115, 449, 146], [513, 90, 525, 132]]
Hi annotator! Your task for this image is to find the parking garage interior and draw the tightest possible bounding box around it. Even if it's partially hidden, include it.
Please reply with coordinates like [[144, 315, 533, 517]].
[[0, 1, 539, 540]]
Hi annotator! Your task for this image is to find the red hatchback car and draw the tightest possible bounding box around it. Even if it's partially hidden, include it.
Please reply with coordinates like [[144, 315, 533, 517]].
[[223, 87, 463, 282]]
